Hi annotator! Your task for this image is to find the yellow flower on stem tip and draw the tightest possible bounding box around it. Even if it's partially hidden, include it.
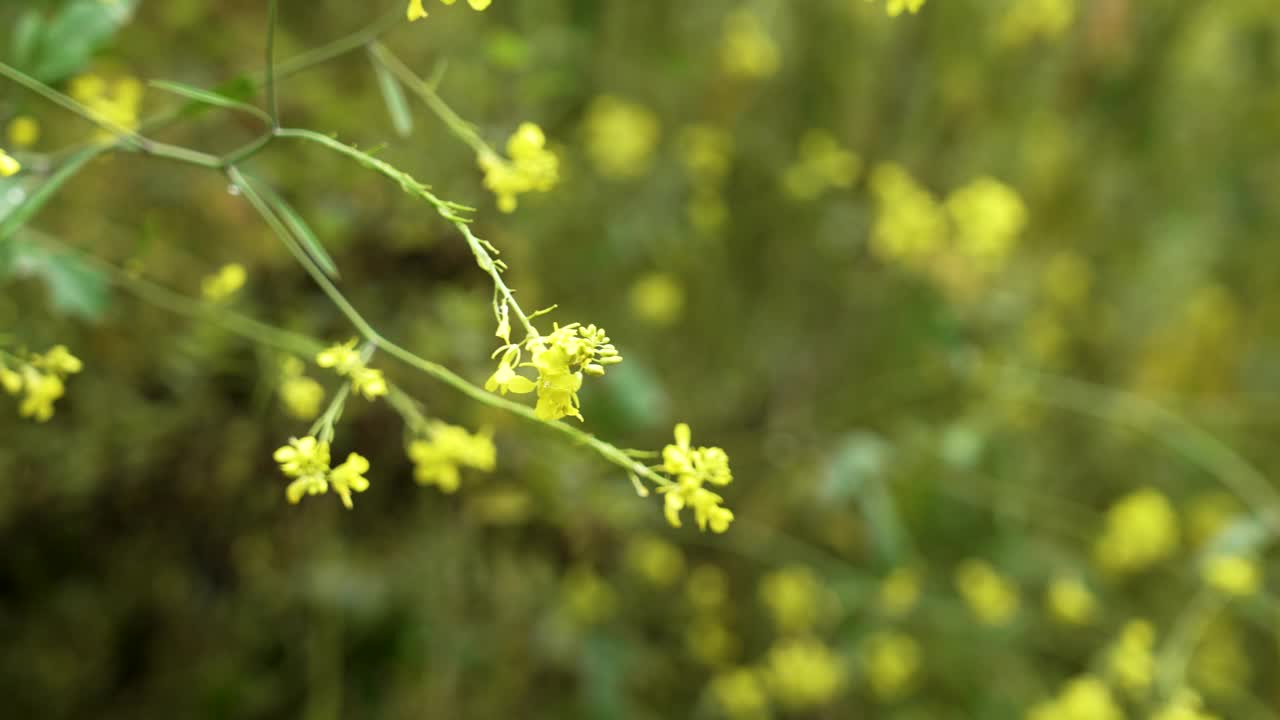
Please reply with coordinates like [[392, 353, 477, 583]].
[[328, 453, 371, 509], [0, 149, 20, 176], [484, 348, 536, 395], [316, 340, 387, 400], [656, 423, 735, 532], [408, 0, 491, 21]]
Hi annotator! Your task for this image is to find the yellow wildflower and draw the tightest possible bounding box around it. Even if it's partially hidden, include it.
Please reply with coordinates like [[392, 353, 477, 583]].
[[878, 0, 928, 17], [629, 272, 685, 327], [408, 0, 491, 21], [584, 96, 660, 179], [0, 149, 20, 177], [1202, 554, 1260, 597], [485, 322, 621, 421], [274, 436, 371, 509], [278, 356, 325, 420], [6, 116, 39, 148], [656, 423, 734, 532], [407, 420, 496, 493], [18, 367, 64, 422], [709, 667, 770, 720], [7, 345, 83, 422], [1094, 488, 1179, 574], [868, 163, 947, 268], [200, 263, 247, 302], [316, 339, 387, 400], [327, 452, 371, 510], [782, 130, 861, 201], [764, 638, 845, 710], [759, 566, 824, 634], [1045, 575, 1097, 625], [720, 9, 781, 79], [863, 631, 921, 701], [955, 559, 1019, 626], [70, 74, 143, 142], [1025, 675, 1123, 720], [1107, 618, 1156, 696], [478, 122, 559, 212], [1152, 689, 1220, 720], [945, 176, 1027, 272]]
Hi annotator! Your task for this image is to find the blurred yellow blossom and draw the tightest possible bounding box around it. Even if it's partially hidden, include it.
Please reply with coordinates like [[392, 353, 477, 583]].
[[1152, 689, 1220, 720], [6, 116, 39, 148], [629, 272, 685, 327], [679, 125, 733, 186], [1045, 575, 1097, 625], [584, 96, 660, 179], [407, 420, 496, 493], [1094, 488, 1179, 574], [1202, 554, 1260, 597], [759, 566, 824, 633], [872, 0, 928, 17], [782, 130, 861, 201], [1025, 675, 1123, 720], [868, 163, 948, 268], [709, 667, 770, 720], [561, 566, 618, 625], [720, 9, 781, 79], [686, 618, 739, 666], [70, 74, 143, 142], [624, 534, 686, 587], [955, 559, 1019, 626], [0, 149, 19, 176], [1000, 0, 1075, 46], [764, 638, 845, 710], [407, 0, 491, 21], [478, 122, 559, 213], [945, 176, 1027, 272], [863, 631, 921, 701], [278, 356, 325, 421], [687, 564, 730, 611], [1107, 618, 1156, 696], [200, 263, 247, 302], [4, 345, 83, 422], [316, 339, 387, 401], [878, 566, 922, 617]]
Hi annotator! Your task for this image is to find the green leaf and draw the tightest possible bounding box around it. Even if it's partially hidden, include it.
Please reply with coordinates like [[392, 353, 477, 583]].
[[11, 237, 109, 320], [26, 0, 140, 84], [370, 50, 414, 138], [148, 79, 271, 123], [256, 183, 341, 281], [11, 11, 45, 68]]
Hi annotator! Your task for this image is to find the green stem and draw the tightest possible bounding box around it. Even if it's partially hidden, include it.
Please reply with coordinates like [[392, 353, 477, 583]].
[[369, 43, 493, 157], [0, 145, 106, 242], [266, 0, 280, 128]]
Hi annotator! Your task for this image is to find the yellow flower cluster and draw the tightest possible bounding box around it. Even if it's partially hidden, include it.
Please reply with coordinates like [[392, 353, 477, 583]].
[[278, 356, 326, 420], [0, 148, 19, 177], [200, 263, 247, 302], [946, 176, 1028, 272], [720, 9, 781, 79], [655, 423, 735, 532], [1152, 690, 1220, 720], [407, 0, 490, 22], [954, 558, 1019, 626], [407, 420, 496, 493], [1045, 575, 1097, 625], [868, 163, 948, 268], [1025, 675, 1123, 720], [1202, 554, 1260, 597], [629, 272, 685, 327], [1000, 0, 1076, 46], [584, 96, 660, 179], [486, 322, 621, 421], [478, 122, 559, 213], [863, 631, 921, 701], [709, 667, 770, 720], [872, 0, 928, 17], [1107, 618, 1156, 696], [316, 339, 388, 401], [878, 566, 922, 617], [70, 74, 143, 142], [624, 534, 686, 587], [679, 124, 733, 233], [274, 436, 371, 509], [782, 130, 861, 201], [764, 638, 845, 710], [1094, 487, 1179, 574], [2, 345, 83, 422]]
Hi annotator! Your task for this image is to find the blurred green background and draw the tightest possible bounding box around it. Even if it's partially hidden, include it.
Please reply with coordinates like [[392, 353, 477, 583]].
[[3, 0, 1280, 717]]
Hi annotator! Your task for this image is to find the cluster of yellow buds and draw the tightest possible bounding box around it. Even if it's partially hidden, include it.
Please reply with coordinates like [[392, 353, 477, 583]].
[[69, 74, 143, 142], [486, 322, 621, 421], [274, 436, 371, 509], [654, 423, 734, 532], [1093, 487, 1179, 574], [1107, 618, 1156, 696], [478, 122, 559, 213], [316, 339, 388, 400], [407, 420, 496, 493], [407, 0, 491, 22], [782, 130, 861, 201], [869, 0, 928, 17], [584, 96, 660, 180], [2, 345, 83, 422], [0, 148, 20, 176], [954, 558, 1020, 626]]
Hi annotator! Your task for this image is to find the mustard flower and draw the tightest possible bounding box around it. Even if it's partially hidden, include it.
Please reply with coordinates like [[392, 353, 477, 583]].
[[18, 367, 64, 422], [278, 356, 325, 420], [656, 423, 735, 532], [1025, 675, 1123, 720], [1152, 689, 1220, 720], [485, 322, 621, 422], [954, 559, 1019, 626], [275, 436, 372, 509], [316, 339, 387, 401], [70, 74, 143, 142], [6, 345, 83, 422], [408, 0, 490, 21], [328, 453, 371, 509], [1045, 575, 1097, 625], [1094, 487, 1179, 574], [945, 176, 1027, 271], [764, 638, 845, 710], [868, 163, 947, 268], [407, 420, 496, 493], [759, 566, 824, 633], [868, 0, 927, 17], [1202, 554, 1260, 597], [708, 668, 770, 720], [1107, 619, 1156, 696], [478, 122, 559, 212], [782, 130, 861, 201], [719, 9, 781, 79], [0, 149, 20, 177], [863, 631, 921, 701]]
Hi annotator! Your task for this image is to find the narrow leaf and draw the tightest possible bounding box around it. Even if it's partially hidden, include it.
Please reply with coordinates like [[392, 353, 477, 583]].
[[369, 49, 414, 138], [148, 79, 271, 123], [256, 182, 340, 280]]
